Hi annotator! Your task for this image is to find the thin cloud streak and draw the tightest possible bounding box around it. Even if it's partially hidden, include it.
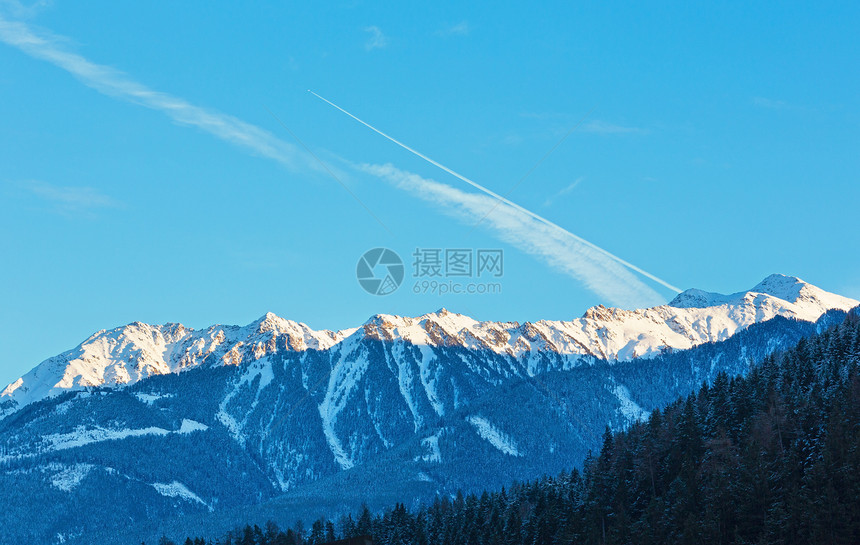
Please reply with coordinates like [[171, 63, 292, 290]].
[[0, 15, 675, 307], [581, 120, 648, 135], [520, 113, 648, 137], [752, 97, 789, 110], [0, 15, 314, 173], [544, 177, 584, 207], [0, 0, 51, 19], [362, 163, 666, 309], [438, 21, 470, 37], [21, 180, 122, 213], [310, 90, 682, 299], [364, 26, 388, 50]]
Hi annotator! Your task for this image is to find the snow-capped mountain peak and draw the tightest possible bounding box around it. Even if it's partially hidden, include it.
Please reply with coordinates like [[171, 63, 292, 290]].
[[0, 313, 347, 415], [667, 288, 734, 309], [2, 275, 856, 419], [752, 273, 822, 301], [669, 274, 855, 311]]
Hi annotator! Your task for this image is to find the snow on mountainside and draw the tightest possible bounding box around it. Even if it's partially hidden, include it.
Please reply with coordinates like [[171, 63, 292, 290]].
[[0, 313, 346, 416], [2, 274, 856, 418]]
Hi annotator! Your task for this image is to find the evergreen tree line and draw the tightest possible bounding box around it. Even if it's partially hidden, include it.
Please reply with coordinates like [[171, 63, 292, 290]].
[[162, 312, 860, 545]]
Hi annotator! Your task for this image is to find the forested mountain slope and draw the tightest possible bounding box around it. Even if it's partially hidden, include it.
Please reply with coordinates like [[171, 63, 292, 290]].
[[170, 308, 860, 545], [0, 276, 855, 544]]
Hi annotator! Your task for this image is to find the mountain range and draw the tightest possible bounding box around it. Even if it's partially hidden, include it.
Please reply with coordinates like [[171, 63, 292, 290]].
[[3, 273, 854, 417], [0, 274, 856, 544]]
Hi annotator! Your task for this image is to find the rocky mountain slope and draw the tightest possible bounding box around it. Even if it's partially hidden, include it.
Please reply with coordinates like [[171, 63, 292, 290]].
[[2, 274, 855, 419], [0, 274, 856, 544]]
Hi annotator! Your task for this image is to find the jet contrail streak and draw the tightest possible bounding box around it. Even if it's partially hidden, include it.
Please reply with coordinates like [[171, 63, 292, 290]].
[[309, 90, 682, 294]]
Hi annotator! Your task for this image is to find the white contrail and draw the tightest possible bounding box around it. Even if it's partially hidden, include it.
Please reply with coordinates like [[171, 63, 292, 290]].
[[0, 12, 681, 305], [363, 162, 666, 308], [309, 90, 682, 294]]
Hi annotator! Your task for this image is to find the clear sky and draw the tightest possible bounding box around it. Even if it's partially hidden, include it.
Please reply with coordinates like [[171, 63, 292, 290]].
[[1, 1, 858, 385]]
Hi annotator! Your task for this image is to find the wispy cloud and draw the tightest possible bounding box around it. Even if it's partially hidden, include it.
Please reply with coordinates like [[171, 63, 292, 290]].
[[363, 26, 388, 50], [361, 163, 666, 309], [438, 21, 470, 37], [0, 0, 51, 19], [0, 14, 315, 174], [310, 90, 679, 303], [581, 120, 648, 135], [543, 177, 584, 207], [19, 180, 122, 215], [516, 113, 647, 141], [519, 111, 567, 121], [1, 15, 674, 308], [752, 96, 789, 110]]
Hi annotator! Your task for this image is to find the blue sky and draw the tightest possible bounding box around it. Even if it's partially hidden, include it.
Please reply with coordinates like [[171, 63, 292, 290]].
[[1, 1, 858, 385]]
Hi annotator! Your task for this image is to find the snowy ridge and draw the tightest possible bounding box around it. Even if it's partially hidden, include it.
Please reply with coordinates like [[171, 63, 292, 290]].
[[611, 384, 650, 423], [44, 419, 208, 451], [134, 392, 173, 405], [215, 358, 276, 447], [152, 481, 212, 511], [50, 463, 94, 492], [2, 275, 856, 419], [416, 432, 442, 463], [319, 336, 371, 470], [0, 276, 852, 543], [467, 415, 521, 457], [333, 275, 857, 364], [2, 313, 344, 417]]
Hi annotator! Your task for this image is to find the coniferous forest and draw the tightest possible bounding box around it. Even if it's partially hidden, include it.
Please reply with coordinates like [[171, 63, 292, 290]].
[[160, 312, 860, 545]]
